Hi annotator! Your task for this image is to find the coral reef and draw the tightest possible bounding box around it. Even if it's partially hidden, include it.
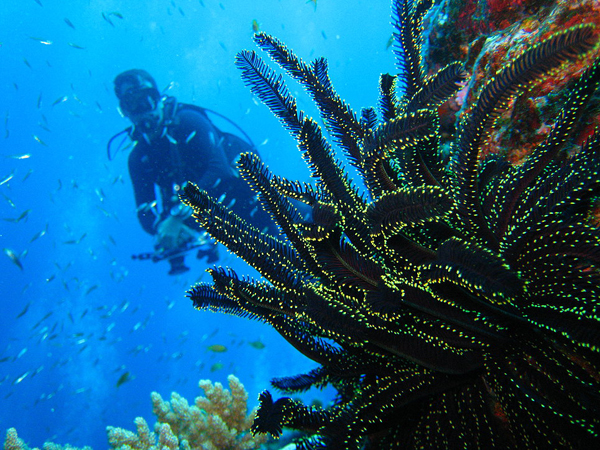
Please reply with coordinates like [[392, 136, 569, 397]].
[[181, 0, 600, 448], [4, 375, 265, 450], [107, 375, 267, 450], [3, 428, 92, 450], [427, 0, 600, 163]]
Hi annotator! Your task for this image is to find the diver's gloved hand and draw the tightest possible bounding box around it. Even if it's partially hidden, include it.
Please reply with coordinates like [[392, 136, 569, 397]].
[[155, 215, 197, 251]]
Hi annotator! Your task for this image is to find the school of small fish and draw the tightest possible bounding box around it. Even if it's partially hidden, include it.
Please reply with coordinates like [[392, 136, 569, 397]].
[[0, 0, 329, 439]]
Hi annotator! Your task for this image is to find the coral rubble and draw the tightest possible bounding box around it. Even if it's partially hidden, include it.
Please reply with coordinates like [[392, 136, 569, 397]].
[[182, 0, 600, 448]]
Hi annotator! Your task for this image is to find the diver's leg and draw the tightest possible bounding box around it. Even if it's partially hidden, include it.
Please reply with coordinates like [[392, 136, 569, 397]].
[[168, 255, 190, 275]]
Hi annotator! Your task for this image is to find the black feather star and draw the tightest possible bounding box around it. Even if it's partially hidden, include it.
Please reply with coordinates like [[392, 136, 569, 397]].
[[181, 0, 600, 448]]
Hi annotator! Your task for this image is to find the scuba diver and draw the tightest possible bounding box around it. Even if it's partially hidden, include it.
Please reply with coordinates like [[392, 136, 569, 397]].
[[109, 69, 274, 275]]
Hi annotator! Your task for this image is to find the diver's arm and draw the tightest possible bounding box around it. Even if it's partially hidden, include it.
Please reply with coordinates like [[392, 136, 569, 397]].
[[128, 152, 159, 235]]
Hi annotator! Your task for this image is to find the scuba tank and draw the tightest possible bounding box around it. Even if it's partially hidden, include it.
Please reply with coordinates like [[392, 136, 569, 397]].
[[107, 97, 258, 162]]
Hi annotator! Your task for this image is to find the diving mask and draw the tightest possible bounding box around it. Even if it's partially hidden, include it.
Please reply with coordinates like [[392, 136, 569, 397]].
[[120, 87, 161, 117]]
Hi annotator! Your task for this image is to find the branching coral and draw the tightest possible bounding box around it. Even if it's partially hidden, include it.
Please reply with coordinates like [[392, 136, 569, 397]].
[[3, 428, 92, 450], [107, 375, 267, 450], [4, 376, 263, 450]]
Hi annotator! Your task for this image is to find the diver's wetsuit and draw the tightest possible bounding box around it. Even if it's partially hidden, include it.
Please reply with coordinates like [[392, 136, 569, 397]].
[[128, 97, 273, 245]]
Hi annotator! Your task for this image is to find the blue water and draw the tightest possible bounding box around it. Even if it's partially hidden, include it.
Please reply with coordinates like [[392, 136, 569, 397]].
[[0, 1, 393, 447]]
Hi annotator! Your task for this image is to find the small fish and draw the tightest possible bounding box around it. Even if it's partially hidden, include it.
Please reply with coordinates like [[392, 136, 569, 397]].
[[29, 37, 52, 45], [116, 371, 131, 387], [307, 0, 317, 11], [7, 153, 31, 160], [33, 134, 47, 146], [210, 362, 224, 372], [136, 200, 158, 213], [13, 209, 31, 222], [248, 339, 266, 350], [32, 312, 53, 330], [85, 285, 98, 296], [102, 12, 115, 27], [30, 227, 47, 243], [185, 130, 197, 144], [207, 344, 227, 353], [13, 371, 29, 385], [38, 122, 51, 132], [2, 192, 16, 208], [165, 133, 177, 145], [0, 172, 14, 186], [33, 0, 43, 6], [96, 206, 112, 217], [23, 58, 32, 69], [16, 302, 30, 318], [64, 233, 86, 245], [252, 19, 260, 33], [37, 93, 42, 109], [109, 11, 124, 19], [4, 248, 24, 270], [52, 96, 68, 106], [68, 43, 85, 50], [22, 169, 34, 182], [64, 18, 75, 29], [95, 188, 106, 201], [386, 35, 394, 50]]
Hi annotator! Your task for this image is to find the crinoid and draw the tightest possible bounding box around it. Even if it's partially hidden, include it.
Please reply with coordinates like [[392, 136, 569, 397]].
[[181, 0, 600, 448]]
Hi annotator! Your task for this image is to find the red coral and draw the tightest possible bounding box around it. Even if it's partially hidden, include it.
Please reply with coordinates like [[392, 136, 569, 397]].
[[487, 0, 526, 15], [456, 0, 481, 34]]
